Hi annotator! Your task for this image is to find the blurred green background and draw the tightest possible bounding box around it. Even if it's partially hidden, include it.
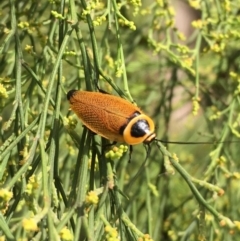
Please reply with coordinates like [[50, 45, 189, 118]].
[[1, 0, 240, 240]]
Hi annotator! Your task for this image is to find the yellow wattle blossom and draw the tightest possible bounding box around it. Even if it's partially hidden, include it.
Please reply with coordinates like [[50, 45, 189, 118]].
[[0, 189, 12, 214], [26, 175, 39, 195], [22, 218, 38, 231], [0, 189, 12, 201], [105, 225, 119, 241], [138, 233, 154, 241], [0, 84, 8, 99], [105, 145, 128, 161], [189, 0, 201, 9], [60, 226, 73, 241], [64, 115, 78, 130], [234, 221, 240, 230], [192, 19, 204, 29], [18, 21, 29, 29], [85, 191, 99, 205], [192, 97, 200, 116], [0, 188, 13, 213], [25, 45, 33, 53], [51, 11, 65, 19]]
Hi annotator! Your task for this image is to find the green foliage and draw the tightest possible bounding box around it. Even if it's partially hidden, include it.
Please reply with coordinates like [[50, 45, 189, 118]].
[[1, 0, 240, 240]]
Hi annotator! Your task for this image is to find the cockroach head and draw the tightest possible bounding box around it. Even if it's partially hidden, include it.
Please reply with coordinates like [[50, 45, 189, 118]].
[[67, 90, 77, 100]]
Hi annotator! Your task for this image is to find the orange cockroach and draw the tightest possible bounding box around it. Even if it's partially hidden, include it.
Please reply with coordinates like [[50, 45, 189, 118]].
[[67, 90, 156, 146]]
